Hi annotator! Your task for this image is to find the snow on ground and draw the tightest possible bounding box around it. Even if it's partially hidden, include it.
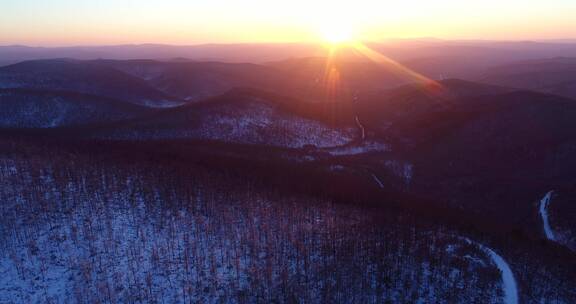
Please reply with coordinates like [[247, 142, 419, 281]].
[[461, 237, 519, 304], [102, 100, 356, 149], [327, 165, 346, 172], [384, 160, 414, 187], [323, 141, 390, 156], [539, 191, 556, 242], [0, 158, 507, 303], [195, 101, 356, 148], [139, 99, 186, 108]]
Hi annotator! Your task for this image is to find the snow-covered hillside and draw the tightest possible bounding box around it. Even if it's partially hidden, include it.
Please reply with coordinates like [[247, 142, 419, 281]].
[[96, 97, 356, 149], [0, 151, 528, 304], [0, 89, 152, 128]]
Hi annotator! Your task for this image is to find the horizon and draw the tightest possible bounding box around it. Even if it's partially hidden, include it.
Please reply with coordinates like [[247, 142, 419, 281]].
[[4, 37, 576, 49]]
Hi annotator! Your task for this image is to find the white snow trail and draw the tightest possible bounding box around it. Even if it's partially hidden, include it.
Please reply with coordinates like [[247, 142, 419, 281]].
[[462, 237, 519, 304], [371, 174, 384, 189], [539, 191, 555, 241], [354, 115, 366, 141]]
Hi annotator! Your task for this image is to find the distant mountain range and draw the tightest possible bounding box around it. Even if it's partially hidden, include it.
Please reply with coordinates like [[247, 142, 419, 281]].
[[479, 57, 576, 99], [3, 40, 576, 65]]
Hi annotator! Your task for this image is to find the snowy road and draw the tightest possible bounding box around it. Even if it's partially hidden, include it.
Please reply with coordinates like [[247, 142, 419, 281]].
[[371, 173, 384, 189], [355, 115, 366, 141], [354, 113, 384, 190], [462, 237, 519, 304], [539, 191, 556, 241]]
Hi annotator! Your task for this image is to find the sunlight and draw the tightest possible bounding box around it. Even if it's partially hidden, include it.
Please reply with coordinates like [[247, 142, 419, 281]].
[[351, 41, 442, 88], [309, 14, 440, 90], [318, 22, 354, 44], [312, 14, 356, 46], [315, 40, 443, 101]]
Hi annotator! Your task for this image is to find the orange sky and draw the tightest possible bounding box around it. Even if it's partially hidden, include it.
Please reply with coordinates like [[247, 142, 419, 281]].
[[1, 0, 575, 46]]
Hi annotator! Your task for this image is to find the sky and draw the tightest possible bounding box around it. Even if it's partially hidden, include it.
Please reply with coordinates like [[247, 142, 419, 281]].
[[1, 0, 576, 46]]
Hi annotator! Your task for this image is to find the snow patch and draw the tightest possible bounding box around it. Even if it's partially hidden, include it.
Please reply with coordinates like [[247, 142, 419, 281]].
[[385, 160, 413, 186], [327, 165, 346, 172], [100, 100, 356, 149], [324, 141, 390, 156]]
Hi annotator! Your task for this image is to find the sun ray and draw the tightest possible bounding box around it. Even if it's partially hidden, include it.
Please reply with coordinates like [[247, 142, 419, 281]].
[[351, 41, 442, 89]]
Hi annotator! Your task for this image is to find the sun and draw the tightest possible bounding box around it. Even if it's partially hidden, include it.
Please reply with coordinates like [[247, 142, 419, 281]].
[[316, 20, 355, 44]]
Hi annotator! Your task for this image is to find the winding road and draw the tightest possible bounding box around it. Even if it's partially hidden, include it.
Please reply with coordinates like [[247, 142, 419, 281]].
[[539, 191, 556, 241], [371, 173, 385, 189], [353, 112, 382, 189], [355, 115, 387, 190], [354, 115, 366, 141], [353, 97, 518, 303], [461, 237, 519, 304]]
